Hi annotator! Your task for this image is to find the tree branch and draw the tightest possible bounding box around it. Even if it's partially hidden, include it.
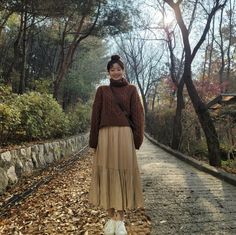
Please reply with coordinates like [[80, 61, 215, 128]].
[[164, 0, 176, 8], [78, 0, 101, 42], [191, 0, 228, 62], [177, 0, 183, 5]]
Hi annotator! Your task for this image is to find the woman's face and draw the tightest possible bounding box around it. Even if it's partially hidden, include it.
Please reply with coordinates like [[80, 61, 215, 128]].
[[109, 63, 124, 80]]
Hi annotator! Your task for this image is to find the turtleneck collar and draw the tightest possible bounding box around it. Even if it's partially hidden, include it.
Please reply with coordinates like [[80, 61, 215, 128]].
[[109, 77, 129, 87]]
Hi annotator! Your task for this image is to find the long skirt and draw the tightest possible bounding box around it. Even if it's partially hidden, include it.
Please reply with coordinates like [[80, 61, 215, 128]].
[[88, 126, 144, 211]]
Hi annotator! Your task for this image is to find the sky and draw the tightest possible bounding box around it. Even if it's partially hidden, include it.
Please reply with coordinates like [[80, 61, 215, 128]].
[[106, 0, 211, 79]]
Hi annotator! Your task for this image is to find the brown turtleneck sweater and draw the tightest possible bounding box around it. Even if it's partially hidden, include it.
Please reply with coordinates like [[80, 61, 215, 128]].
[[89, 78, 144, 150]]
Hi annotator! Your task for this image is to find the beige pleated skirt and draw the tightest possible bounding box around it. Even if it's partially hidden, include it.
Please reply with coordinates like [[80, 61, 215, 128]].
[[88, 126, 144, 211]]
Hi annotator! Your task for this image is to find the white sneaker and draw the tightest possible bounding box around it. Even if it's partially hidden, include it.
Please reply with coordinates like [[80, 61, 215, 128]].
[[115, 221, 127, 235], [103, 219, 116, 235]]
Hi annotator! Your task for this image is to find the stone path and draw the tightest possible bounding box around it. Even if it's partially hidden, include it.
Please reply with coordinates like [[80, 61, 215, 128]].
[[139, 137, 236, 234]]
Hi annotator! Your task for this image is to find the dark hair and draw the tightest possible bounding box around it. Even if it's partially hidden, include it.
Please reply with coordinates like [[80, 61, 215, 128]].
[[107, 54, 124, 71]]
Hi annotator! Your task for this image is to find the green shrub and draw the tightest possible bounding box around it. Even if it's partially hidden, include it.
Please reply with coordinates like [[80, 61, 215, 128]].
[[221, 159, 236, 168], [15, 92, 69, 139], [32, 79, 52, 94], [188, 141, 208, 160], [67, 103, 91, 135], [0, 85, 93, 146], [220, 143, 236, 161], [0, 85, 17, 103], [0, 103, 21, 143]]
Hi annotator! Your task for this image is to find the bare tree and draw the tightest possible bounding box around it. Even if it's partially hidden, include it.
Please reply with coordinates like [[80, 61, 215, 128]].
[[155, 0, 198, 150], [164, 0, 228, 166], [115, 32, 163, 115]]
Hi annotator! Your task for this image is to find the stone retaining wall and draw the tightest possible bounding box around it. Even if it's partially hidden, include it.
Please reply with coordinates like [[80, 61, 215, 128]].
[[0, 132, 89, 194]]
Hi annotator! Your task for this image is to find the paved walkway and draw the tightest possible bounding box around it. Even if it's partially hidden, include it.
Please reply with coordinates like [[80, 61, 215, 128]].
[[139, 137, 236, 235]]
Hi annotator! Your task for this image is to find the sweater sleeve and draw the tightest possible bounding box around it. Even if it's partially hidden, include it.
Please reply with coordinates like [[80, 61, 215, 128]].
[[130, 86, 144, 149], [89, 86, 103, 148]]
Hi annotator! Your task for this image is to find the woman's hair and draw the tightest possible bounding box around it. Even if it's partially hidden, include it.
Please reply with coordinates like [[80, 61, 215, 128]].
[[107, 54, 124, 71]]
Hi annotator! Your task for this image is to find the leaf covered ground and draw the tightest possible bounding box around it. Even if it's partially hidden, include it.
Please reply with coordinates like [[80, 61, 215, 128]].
[[0, 148, 151, 235]]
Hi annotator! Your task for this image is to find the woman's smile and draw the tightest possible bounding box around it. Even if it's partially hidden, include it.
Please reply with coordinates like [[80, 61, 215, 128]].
[[109, 63, 123, 80]]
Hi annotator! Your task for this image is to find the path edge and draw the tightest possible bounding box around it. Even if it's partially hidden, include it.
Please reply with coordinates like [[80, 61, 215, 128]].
[[144, 132, 236, 187]]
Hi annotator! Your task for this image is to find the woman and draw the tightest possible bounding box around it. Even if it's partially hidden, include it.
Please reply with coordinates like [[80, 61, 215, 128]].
[[88, 55, 144, 235]]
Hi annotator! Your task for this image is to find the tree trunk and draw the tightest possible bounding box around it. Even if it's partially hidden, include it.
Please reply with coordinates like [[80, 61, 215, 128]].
[[226, 0, 232, 81], [202, 34, 208, 80], [62, 86, 71, 111], [151, 86, 157, 111], [19, 7, 27, 94], [141, 91, 148, 115], [52, 16, 85, 100], [164, 26, 185, 150], [171, 79, 184, 150], [207, 14, 215, 79], [184, 65, 221, 166], [195, 124, 201, 141], [218, 7, 225, 91], [4, 12, 23, 86], [53, 65, 67, 101]]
